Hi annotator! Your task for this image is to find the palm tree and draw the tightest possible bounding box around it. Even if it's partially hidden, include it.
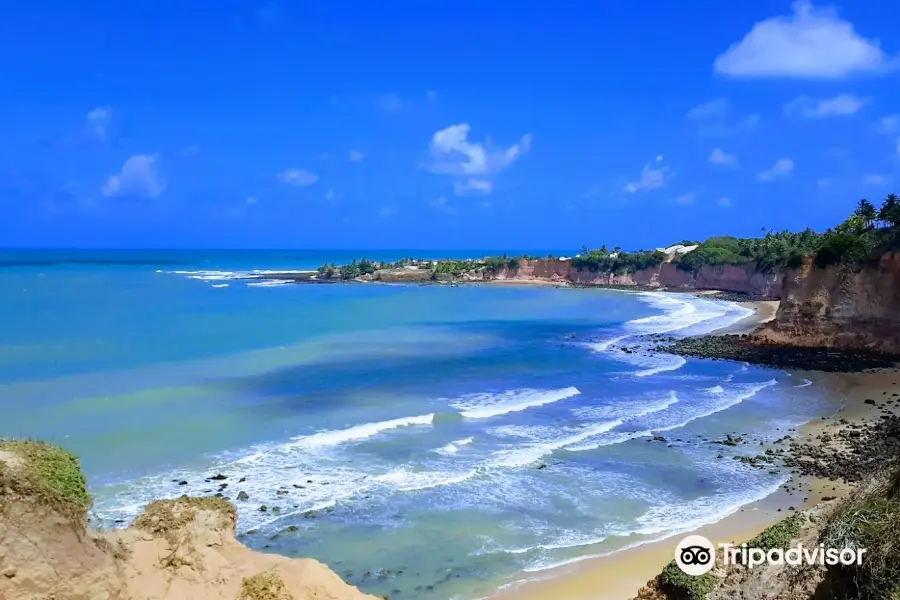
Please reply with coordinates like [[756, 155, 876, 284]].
[[854, 198, 878, 230], [879, 193, 900, 228]]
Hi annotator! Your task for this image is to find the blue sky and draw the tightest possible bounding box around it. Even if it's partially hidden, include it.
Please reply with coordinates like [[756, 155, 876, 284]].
[[2, 0, 899, 250]]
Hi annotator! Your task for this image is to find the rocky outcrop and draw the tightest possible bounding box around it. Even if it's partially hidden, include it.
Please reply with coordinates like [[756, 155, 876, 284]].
[[0, 441, 377, 600], [752, 252, 900, 354]]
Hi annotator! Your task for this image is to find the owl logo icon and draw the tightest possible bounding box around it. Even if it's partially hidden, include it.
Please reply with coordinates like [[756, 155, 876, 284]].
[[675, 535, 716, 576]]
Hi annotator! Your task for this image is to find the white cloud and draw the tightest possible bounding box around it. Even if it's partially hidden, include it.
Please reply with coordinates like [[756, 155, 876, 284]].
[[86, 106, 112, 140], [245, 196, 258, 205], [348, 150, 364, 162], [429, 196, 458, 214], [687, 98, 730, 120], [324, 188, 336, 201], [817, 178, 832, 188], [624, 156, 672, 193], [428, 124, 531, 176], [879, 115, 900, 133], [863, 174, 890, 186], [675, 192, 696, 205], [709, 148, 739, 167], [686, 99, 760, 135], [278, 168, 318, 186], [378, 205, 397, 217], [101, 154, 166, 198], [454, 178, 494, 196], [784, 93, 867, 117], [714, 1, 892, 79], [757, 158, 794, 181], [717, 197, 733, 207], [427, 124, 530, 196]]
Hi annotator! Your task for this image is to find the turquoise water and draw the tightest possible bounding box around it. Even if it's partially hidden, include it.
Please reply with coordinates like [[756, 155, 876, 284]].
[[0, 250, 832, 599]]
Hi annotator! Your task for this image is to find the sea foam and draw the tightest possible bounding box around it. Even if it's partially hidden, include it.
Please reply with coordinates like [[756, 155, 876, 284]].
[[449, 387, 581, 419]]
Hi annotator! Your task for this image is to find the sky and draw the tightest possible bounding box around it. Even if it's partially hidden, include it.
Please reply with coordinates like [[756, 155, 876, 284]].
[[2, 0, 899, 250]]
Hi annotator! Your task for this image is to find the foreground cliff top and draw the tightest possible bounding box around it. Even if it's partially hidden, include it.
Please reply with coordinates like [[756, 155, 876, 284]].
[[0, 438, 378, 600]]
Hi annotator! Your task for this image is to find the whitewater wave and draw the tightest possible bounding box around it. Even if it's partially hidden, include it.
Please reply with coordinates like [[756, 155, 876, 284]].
[[373, 468, 477, 492], [284, 414, 435, 451], [519, 475, 789, 574], [172, 269, 257, 282], [246, 280, 291, 287], [584, 294, 750, 380], [172, 269, 314, 283], [566, 380, 775, 452], [488, 392, 679, 468], [433, 437, 475, 456], [449, 387, 582, 419], [651, 379, 776, 434], [504, 533, 609, 555], [630, 293, 753, 337], [795, 378, 813, 388]]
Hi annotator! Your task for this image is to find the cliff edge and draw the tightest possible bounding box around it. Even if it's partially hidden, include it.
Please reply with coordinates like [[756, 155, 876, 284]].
[[752, 252, 900, 354], [0, 440, 378, 600]]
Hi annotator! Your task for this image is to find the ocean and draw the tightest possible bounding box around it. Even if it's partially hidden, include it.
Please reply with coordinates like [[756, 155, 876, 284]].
[[0, 249, 834, 600]]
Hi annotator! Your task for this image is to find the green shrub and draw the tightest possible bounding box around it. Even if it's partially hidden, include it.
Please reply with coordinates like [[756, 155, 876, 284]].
[[573, 249, 665, 274], [659, 560, 717, 599], [746, 513, 803, 552]]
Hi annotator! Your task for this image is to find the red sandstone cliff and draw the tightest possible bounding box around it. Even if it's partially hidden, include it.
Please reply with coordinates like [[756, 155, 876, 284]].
[[457, 258, 784, 298], [752, 252, 900, 354]]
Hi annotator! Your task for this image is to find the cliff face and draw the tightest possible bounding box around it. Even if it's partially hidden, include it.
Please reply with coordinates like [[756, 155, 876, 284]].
[[468, 258, 783, 298], [753, 252, 900, 354]]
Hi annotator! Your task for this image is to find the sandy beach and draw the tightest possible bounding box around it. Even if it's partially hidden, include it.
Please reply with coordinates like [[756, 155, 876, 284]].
[[497, 297, 900, 600]]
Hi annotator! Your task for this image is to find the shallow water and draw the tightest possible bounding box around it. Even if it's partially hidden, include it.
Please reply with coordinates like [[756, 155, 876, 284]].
[[0, 250, 834, 599]]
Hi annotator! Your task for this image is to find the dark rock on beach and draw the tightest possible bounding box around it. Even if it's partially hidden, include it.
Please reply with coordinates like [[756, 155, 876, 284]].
[[656, 334, 900, 372], [784, 414, 900, 482]]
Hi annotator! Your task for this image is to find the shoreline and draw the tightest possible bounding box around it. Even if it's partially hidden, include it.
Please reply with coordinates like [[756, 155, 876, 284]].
[[498, 370, 899, 600], [493, 295, 899, 600]]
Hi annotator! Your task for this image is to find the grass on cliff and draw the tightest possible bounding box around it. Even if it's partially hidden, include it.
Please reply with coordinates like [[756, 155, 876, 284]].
[[134, 495, 236, 538], [820, 467, 900, 599], [238, 570, 293, 600], [0, 438, 91, 521], [656, 513, 804, 600]]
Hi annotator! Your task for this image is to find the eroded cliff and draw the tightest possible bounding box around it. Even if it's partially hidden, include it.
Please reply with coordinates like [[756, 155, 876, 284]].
[[753, 252, 900, 354], [0, 441, 377, 600], [456, 257, 784, 298]]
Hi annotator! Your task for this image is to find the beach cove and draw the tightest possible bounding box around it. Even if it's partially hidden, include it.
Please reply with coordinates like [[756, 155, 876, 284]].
[[0, 249, 858, 600]]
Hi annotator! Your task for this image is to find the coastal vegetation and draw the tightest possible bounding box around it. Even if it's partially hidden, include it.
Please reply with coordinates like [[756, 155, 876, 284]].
[[819, 470, 900, 599], [572, 247, 667, 273], [674, 194, 900, 272], [311, 194, 900, 283], [433, 255, 521, 277]]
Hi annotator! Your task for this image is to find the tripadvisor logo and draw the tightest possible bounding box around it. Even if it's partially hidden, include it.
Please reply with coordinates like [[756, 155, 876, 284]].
[[674, 534, 867, 576], [675, 535, 716, 576]]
